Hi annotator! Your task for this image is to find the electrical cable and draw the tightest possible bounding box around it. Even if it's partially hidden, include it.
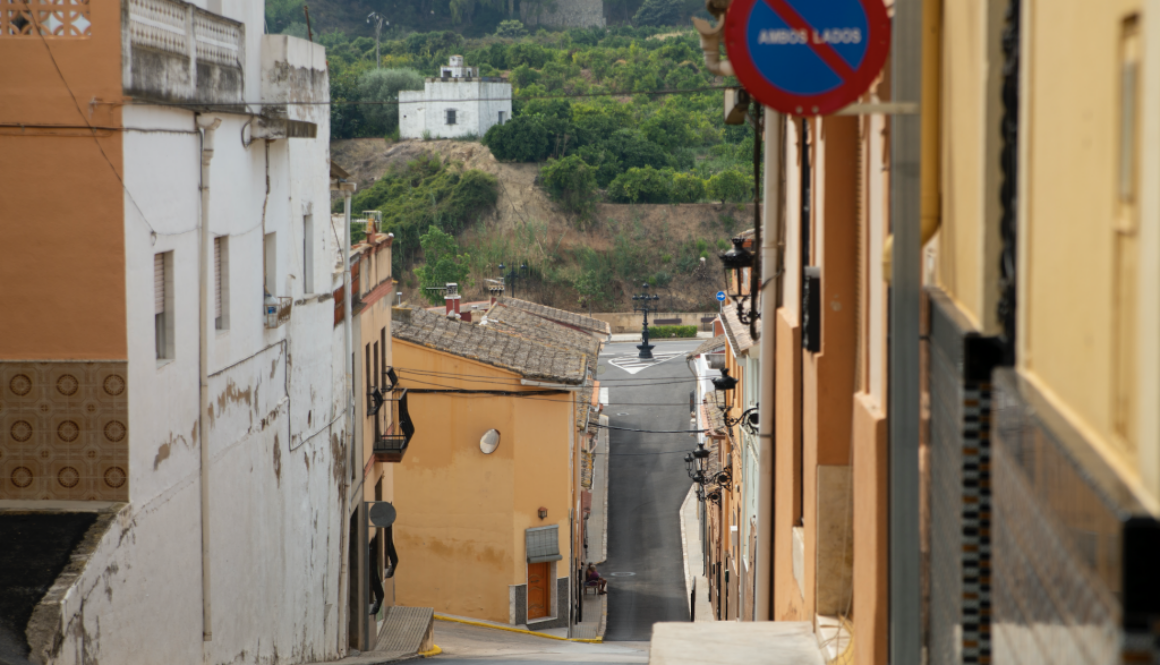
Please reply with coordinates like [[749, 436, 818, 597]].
[[594, 424, 709, 434], [124, 85, 732, 110]]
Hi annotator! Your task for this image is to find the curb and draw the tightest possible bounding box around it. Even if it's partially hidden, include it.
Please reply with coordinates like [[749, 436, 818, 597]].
[[418, 645, 442, 658], [599, 414, 609, 565], [433, 614, 603, 643]]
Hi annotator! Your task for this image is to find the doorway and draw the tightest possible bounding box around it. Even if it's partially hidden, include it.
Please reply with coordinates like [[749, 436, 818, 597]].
[[527, 562, 551, 620]]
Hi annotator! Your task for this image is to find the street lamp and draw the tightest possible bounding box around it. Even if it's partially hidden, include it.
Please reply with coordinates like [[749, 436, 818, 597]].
[[632, 282, 660, 360], [684, 441, 731, 505], [719, 237, 759, 324], [710, 367, 760, 431], [498, 262, 530, 299]]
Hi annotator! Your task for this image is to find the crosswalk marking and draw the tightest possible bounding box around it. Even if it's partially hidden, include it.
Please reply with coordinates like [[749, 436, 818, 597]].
[[606, 353, 682, 375]]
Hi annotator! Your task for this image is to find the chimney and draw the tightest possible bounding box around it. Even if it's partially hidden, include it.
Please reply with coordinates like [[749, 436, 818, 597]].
[[392, 306, 412, 326], [444, 283, 461, 318]]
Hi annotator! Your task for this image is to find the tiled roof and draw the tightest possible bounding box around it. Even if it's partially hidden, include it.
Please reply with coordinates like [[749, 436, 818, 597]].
[[688, 334, 727, 359], [484, 301, 602, 363], [701, 393, 728, 437], [720, 303, 755, 354], [391, 306, 588, 384], [497, 297, 611, 337]]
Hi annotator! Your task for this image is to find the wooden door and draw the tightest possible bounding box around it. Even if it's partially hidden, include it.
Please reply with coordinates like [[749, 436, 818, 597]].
[[527, 562, 550, 620]]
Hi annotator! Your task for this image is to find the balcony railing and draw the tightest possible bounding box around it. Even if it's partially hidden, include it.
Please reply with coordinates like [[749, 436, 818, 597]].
[[370, 371, 414, 463], [124, 0, 244, 106]]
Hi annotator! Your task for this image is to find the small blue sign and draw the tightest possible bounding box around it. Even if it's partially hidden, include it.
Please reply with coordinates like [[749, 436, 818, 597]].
[[716, 291, 727, 302]]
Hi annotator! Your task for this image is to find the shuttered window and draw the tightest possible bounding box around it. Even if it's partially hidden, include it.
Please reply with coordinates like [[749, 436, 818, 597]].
[[154, 253, 165, 315], [214, 237, 223, 321]]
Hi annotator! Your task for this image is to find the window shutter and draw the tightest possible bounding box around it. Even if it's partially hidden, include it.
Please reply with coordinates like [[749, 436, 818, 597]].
[[214, 237, 223, 319], [154, 253, 165, 315]]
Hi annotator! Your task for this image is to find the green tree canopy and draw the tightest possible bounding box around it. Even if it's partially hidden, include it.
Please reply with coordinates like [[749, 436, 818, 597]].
[[414, 227, 473, 305], [541, 155, 599, 218], [495, 19, 527, 38], [633, 0, 685, 26], [483, 116, 552, 162], [356, 68, 425, 136], [706, 169, 753, 204], [608, 166, 675, 203]]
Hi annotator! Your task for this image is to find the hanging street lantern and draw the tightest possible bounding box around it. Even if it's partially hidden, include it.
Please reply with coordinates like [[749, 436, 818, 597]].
[[718, 237, 759, 324]]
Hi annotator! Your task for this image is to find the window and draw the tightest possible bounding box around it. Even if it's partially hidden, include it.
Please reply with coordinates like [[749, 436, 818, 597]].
[[264, 232, 277, 297], [446, 109, 457, 126], [1113, 15, 1141, 451], [303, 214, 315, 294], [365, 344, 372, 421], [498, 111, 507, 125], [154, 252, 174, 361], [214, 236, 230, 330]]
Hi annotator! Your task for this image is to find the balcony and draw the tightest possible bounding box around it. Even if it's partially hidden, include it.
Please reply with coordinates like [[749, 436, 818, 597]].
[[123, 0, 244, 107], [369, 375, 414, 463]]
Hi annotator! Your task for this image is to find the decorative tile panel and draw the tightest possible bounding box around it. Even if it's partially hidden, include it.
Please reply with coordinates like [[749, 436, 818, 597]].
[[0, 361, 128, 501], [1, 0, 91, 37]]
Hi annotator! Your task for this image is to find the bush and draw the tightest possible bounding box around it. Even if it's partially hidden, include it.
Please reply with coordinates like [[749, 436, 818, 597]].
[[414, 227, 472, 305], [670, 172, 706, 203], [706, 169, 753, 204], [482, 115, 552, 162], [633, 0, 685, 26], [648, 325, 697, 338], [495, 19, 527, 38], [607, 166, 674, 204], [356, 68, 424, 136], [540, 155, 598, 217]]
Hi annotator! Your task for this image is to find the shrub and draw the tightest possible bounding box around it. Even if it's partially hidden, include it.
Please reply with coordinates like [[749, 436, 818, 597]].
[[495, 19, 527, 38], [648, 324, 697, 338], [671, 172, 706, 203], [706, 169, 753, 204], [414, 227, 473, 305], [607, 166, 674, 204], [633, 0, 685, 27], [540, 155, 599, 217], [482, 116, 551, 162]]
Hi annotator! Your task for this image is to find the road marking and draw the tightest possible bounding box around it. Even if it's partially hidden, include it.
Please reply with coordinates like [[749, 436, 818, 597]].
[[607, 353, 682, 375], [609, 572, 636, 577]]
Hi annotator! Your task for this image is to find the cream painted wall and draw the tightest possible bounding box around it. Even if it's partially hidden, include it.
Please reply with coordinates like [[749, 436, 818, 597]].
[[391, 342, 574, 623], [1020, 0, 1149, 490]]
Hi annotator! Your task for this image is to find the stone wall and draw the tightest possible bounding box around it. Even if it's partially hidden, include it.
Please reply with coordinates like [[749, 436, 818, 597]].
[[520, 0, 606, 29]]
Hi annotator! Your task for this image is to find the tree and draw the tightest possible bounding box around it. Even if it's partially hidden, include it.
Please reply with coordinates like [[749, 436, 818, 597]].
[[495, 19, 527, 38], [607, 166, 674, 204], [540, 155, 598, 218], [356, 68, 424, 136], [706, 169, 752, 204], [414, 227, 473, 305], [483, 116, 552, 162], [671, 172, 706, 203], [573, 269, 607, 315], [633, 0, 684, 27], [265, 0, 304, 35]]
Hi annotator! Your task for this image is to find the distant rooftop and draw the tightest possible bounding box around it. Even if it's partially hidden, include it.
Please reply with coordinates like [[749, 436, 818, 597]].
[[392, 305, 588, 385], [497, 297, 611, 337]]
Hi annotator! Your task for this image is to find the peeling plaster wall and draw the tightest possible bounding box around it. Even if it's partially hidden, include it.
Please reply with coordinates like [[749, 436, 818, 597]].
[[43, 31, 347, 665]]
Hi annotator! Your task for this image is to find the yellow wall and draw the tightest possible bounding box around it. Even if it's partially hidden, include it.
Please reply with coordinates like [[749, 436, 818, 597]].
[[391, 340, 573, 622], [1021, 0, 1145, 482], [0, 2, 126, 359]]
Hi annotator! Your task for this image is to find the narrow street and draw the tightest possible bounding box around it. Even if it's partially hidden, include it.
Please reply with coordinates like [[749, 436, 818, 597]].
[[434, 621, 648, 664], [599, 340, 700, 641]]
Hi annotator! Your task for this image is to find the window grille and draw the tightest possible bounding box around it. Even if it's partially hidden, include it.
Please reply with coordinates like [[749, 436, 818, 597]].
[[446, 109, 457, 125]]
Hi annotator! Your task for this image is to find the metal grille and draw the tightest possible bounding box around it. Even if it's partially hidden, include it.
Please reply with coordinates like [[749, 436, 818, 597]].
[[928, 331, 965, 665], [154, 253, 165, 315]]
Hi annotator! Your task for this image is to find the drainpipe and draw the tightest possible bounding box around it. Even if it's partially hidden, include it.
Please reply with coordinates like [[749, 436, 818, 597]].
[[196, 114, 221, 643], [755, 109, 782, 621]]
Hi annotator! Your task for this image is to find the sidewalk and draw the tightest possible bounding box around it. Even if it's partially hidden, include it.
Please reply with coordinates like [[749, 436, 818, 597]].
[[609, 331, 714, 343], [679, 485, 713, 622], [573, 414, 609, 639]]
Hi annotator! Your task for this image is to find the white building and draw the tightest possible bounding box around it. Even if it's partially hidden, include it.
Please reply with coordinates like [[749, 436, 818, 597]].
[[0, 1, 366, 663], [399, 56, 512, 140]]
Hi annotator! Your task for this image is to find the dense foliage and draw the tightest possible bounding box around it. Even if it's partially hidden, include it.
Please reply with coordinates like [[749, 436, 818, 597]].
[[320, 26, 757, 204], [540, 155, 598, 218], [343, 155, 499, 270], [648, 324, 698, 338], [414, 227, 473, 304]]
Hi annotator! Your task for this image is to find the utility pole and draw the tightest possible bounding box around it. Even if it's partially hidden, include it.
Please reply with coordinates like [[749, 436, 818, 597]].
[[367, 12, 387, 68]]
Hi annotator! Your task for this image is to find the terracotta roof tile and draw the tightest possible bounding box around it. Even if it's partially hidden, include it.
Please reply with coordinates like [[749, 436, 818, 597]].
[[496, 297, 611, 337]]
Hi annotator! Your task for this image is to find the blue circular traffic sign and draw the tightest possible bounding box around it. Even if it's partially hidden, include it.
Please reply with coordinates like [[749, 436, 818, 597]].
[[716, 291, 727, 302], [725, 0, 890, 116]]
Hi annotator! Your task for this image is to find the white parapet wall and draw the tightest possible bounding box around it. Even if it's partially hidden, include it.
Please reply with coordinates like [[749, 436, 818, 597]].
[[399, 79, 512, 140]]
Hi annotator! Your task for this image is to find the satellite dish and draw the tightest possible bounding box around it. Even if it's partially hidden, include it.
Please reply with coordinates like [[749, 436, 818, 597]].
[[480, 429, 500, 454]]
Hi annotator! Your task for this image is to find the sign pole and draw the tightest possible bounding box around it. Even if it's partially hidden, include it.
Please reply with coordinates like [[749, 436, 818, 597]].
[[888, 0, 923, 663]]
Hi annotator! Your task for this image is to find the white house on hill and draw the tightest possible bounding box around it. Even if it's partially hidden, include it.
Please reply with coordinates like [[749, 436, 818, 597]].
[[399, 56, 512, 140]]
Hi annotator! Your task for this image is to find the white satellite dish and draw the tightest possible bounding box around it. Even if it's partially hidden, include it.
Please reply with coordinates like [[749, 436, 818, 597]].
[[480, 429, 500, 454]]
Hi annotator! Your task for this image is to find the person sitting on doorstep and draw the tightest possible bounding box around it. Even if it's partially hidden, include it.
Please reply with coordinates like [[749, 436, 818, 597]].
[[586, 563, 608, 595]]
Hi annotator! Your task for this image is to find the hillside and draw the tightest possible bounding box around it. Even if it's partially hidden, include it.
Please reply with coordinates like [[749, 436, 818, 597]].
[[331, 138, 750, 312]]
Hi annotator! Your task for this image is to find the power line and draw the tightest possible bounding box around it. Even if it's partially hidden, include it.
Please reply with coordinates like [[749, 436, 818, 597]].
[[125, 85, 731, 110]]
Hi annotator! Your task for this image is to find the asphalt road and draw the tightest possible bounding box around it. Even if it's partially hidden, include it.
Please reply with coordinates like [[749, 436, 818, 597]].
[[599, 340, 701, 641]]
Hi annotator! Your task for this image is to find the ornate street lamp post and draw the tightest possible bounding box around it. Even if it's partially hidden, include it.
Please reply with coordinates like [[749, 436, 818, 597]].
[[499, 262, 529, 299], [632, 282, 660, 360]]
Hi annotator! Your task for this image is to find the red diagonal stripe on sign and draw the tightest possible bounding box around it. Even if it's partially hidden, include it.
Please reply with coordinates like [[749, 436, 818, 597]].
[[761, 0, 857, 81]]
